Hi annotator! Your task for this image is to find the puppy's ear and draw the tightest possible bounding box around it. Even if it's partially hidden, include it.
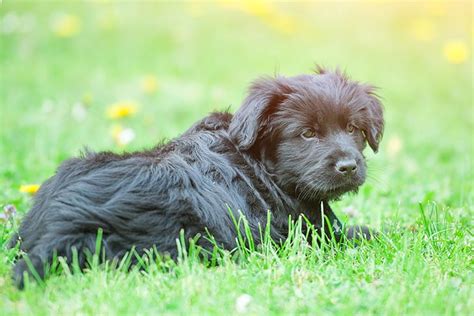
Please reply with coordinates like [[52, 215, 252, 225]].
[[363, 86, 384, 153], [229, 77, 291, 150]]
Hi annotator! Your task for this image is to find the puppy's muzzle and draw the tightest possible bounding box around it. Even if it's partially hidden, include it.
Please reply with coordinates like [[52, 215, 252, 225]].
[[335, 159, 357, 176]]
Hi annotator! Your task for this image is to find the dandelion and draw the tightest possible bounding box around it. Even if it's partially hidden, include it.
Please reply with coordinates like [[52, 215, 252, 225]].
[[411, 18, 435, 42], [0, 12, 35, 34], [235, 294, 252, 313], [141, 75, 159, 95], [244, 0, 297, 35], [116, 128, 136, 146], [51, 14, 81, 38], [82, 92, 93, 106], [342, 206, 360, 218], [19, 184, 40, 194], [219, 0, 297, 35], [263, 14, 296, 35], [386, 135, 402, 158], [443, 40, 469, 64], [240, 0, 272, 18], [106, 101, 138, 119], [72, 102, 87, 121], [111, 125, 136, 146], [41, 99, 54, 114], [0, 12, 20, 34], [426, 1, 446, 17]]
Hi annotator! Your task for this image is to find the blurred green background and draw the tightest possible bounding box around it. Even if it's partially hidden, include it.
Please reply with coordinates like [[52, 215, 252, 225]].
[[1, 0, 471, 223], [0, 0, 472, 313]]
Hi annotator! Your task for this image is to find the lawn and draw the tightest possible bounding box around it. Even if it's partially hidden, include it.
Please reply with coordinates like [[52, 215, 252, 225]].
[[0, 1, 472, 315]]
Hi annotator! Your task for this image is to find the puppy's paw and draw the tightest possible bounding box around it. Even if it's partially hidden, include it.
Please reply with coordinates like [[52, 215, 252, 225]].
[[345, 225, 376, 241]]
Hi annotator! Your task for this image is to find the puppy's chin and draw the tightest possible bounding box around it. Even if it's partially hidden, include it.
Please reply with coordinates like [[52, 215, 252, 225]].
[[297, 180, 364, 202], [320, 185, 360, 201]]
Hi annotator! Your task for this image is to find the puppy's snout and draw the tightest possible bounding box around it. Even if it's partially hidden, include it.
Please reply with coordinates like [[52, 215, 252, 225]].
[[335, 159, 357, 175]]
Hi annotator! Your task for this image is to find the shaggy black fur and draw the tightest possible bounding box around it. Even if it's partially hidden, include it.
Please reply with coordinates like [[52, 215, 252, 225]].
[[9, 68, 384, 288]]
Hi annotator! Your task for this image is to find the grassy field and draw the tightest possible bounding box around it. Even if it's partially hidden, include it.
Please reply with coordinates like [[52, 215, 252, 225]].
[[0, 1, 473, 315]]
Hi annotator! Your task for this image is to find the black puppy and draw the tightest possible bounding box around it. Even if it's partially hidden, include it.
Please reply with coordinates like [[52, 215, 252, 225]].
[[9, 67, 383, 288]]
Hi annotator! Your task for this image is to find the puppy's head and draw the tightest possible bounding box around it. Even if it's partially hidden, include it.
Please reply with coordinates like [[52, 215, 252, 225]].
[[229, 68, 384, 201]]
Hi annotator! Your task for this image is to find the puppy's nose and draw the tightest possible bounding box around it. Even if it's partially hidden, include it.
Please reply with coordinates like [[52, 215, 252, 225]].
[[335, 159, 357, 175]]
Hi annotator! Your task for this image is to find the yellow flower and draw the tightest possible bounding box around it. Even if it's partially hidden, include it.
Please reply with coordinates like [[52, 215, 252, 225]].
[[426, 1, 446, 17], [411, 18, 435, 42], [110, 125, 136, 146], [443, 40, 469, 64], [140, 75, 159, 95], [52, 14, 81, 38], [262, 14, 296, 35], [19, 184, 40, 194], [218, 0, 297, 35], [82, 92, 93, 106], [240, 0, 272, 18], [106, 101, 138, 119]]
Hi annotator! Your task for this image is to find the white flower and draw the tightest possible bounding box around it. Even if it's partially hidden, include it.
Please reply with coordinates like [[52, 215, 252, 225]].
[[386, 135, 403, 158], [235, 294, 252, 313], [116, 128, 136, 146], [71, 102, 87, 121], [342, 206, 360, 218]]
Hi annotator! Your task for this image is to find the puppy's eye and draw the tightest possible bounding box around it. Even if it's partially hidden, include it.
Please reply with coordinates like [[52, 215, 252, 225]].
[[346, 123, 356, 134], [301, 129, 317, 139]]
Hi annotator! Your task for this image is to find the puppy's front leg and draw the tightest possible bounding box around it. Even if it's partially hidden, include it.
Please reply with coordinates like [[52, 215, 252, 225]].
[[321, 201, 375, 242], [320, 201, 344, 242]]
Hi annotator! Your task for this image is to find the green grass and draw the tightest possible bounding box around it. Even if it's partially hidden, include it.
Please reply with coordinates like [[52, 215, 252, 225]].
[[1, 1, 473, 315]]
